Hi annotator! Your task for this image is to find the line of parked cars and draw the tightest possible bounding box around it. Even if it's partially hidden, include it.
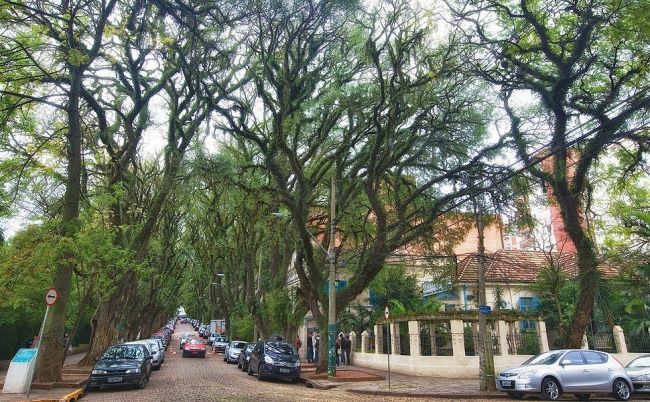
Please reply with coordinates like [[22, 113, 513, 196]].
[[216, 336, 301, 383], [496, 349, 650, 400], [86, 320, 176, 392]]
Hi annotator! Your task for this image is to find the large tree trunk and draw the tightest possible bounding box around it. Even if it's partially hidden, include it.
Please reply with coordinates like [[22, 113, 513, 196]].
[[553, 180, 599, 348], [35, 71, 83, 383], [79, 272, 137, 365]]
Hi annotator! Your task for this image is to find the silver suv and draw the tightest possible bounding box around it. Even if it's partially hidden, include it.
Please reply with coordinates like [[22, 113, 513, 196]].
[[497, 349, 632, 400]]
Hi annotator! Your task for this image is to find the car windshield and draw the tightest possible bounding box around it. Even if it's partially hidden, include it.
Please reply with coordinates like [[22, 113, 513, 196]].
[[627, 356, 650, 368], [217, 338, 228, 343], [522, 351, 564, 366], [189, 339, 203, 345], [265, 342, 296, 355], [232, 342, 247, 349], [102, 346, 145, 360]]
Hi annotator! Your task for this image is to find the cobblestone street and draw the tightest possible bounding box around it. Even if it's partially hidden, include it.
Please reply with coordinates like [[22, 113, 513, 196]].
[[81, 324, 420, 402]]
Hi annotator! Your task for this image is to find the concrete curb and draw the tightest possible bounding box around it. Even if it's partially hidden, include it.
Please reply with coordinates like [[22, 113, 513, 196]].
[[30, 387, 85, 402], [346, 389, 507, 399]]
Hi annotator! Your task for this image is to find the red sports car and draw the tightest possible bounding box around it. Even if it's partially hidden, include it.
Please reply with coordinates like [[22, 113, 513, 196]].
[[182, 337, 206, 358]]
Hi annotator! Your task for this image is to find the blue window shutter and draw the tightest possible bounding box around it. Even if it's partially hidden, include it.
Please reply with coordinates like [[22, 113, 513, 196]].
[[531, 297, 541, 310], [369, 289, 379, 307]]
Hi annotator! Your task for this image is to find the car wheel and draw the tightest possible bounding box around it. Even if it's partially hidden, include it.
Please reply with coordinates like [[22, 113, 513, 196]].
[[575, 394, 590, 400], [247, 363, 253, 376], [541, 377, 561, 401], [257, 364, 264, 381], [153, 364, 161, 371], [507, 392, 524, 400], [137, 375, 148, 389], [613, 378, 631, 401], [201, 352, 205, 358], [85, 385, 98, 392]]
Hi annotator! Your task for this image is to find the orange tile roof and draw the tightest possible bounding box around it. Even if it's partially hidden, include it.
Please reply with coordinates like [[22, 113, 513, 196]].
[[455, 249, 619, 283]]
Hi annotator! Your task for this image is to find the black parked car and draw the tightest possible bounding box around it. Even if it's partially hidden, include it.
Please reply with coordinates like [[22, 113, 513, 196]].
[[87, 344, 153, 391], [237, 343, 255, 371], [247, 339, 301, 383]]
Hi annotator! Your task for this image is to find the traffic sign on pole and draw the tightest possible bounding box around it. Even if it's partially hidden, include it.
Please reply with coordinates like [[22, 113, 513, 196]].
[[384, 305, 389, 320], [45, 288, 58, 306]]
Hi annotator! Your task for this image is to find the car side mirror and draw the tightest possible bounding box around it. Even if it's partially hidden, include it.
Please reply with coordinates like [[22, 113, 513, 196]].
[[561, 359, 572, 366]]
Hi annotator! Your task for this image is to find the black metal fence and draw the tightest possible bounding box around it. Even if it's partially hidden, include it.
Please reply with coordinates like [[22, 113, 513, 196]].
[[464, 329, 501, 356], [419, 322, 453, 356], [506, 331, 540, 355], [587, 330, 616, 353], [626, 333, 650, 353]]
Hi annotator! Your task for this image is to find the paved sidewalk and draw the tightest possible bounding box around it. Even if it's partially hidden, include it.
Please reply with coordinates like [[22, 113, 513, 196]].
[[304, 364, 504, 399], [1, 353, 87, 401]]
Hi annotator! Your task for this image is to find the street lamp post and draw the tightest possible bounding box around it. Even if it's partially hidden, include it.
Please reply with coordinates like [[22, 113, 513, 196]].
[[326, 176, 336, 378]]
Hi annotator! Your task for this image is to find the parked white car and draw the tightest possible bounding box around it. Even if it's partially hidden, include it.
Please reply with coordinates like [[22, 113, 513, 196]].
[[224, 341, 247, 364], [496, 349, 632, 400], [126, 340, 163, 370], [626, 354, 650, 392]]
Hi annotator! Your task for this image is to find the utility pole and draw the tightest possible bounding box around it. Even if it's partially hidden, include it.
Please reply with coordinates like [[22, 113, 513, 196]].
[[327, 175, 337, 378], [475, 194, 496, 391]]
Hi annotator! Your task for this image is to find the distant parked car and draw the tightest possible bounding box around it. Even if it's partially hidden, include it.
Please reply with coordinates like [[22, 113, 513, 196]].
[[238, 343, 256, 372], [183, 337, 207, 358], [626, 354, 650, 391], [496, 349, 632, 400], [213, 336, 229, 353], [86, 344, 152, 391], [247, 339, 301, 383], [179, 332, 194, 349], [224, 341, 247, 364]]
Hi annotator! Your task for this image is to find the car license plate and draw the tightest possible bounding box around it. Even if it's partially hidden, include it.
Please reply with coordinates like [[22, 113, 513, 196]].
[[107, 376, 122, 383], [501, 380, 512, 386], [279, 368, 290, 373]]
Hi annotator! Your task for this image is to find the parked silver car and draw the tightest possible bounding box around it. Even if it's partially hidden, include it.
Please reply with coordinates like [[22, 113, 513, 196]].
[[224, 341, 247, 364], [496, 349, 632, 400], [626, 354, 650, 392]]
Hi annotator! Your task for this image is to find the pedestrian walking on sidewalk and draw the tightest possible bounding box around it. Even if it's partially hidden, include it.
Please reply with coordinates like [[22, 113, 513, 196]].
[[336, 334, 341, 367], [344, 335, 352, 365], [314, 334, 320, 363], [295, 335, 302, 356], [306, 331, 313, 363]]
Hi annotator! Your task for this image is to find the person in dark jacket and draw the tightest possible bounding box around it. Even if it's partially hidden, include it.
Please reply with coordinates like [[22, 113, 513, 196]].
[[344, 335, 352, 365], [306, 331, 313, 363]]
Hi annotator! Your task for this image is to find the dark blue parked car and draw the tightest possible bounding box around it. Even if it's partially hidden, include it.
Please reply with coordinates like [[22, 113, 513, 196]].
[[87, 344, 152, 391], [247, 339, 301, 383]]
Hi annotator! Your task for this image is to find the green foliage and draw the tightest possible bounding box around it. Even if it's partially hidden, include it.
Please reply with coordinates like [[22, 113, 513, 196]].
[[369, 264, 421, 312], [228, 303, 254, 341]]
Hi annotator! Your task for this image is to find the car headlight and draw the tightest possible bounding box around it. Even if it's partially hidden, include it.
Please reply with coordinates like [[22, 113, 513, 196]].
[[518, 370, 537, 380], [632, 374, 650, 381], [294, 360, 301, 367], [264, 355, 274, 364], [91, 369, 107, 375], [125, 368, 141, 374]]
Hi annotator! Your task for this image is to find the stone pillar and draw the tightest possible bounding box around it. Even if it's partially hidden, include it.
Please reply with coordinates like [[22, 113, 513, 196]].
[[408, 321, 421, 357], [581, 334, 589, 350], [537, 320, 550, 352], [497, 320, 509, 356], [390, 323, 400, 355], [450, 319, 465, 357], [374, 324, 384, 354], [361, 330, 369, 353], [613, 326, 627, 354]]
